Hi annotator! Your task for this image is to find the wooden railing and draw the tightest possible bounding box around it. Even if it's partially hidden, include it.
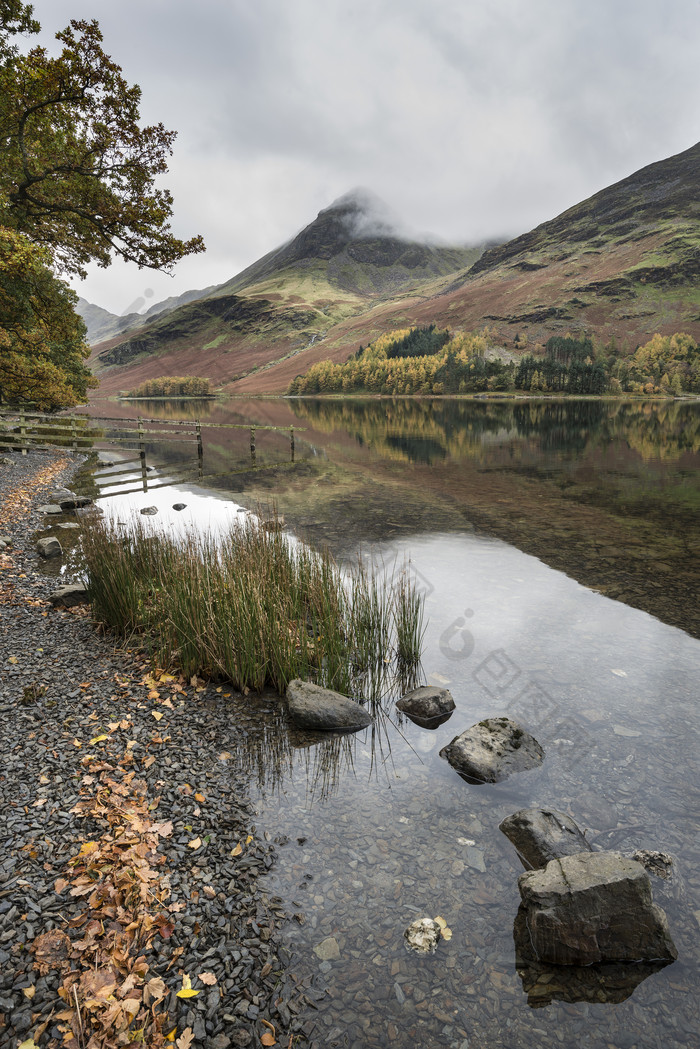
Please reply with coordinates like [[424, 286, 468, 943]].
[[0, 410, 304, 498]]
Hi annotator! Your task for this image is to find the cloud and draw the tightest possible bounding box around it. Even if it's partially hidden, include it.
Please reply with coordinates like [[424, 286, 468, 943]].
[[27, 0, 700, 313]]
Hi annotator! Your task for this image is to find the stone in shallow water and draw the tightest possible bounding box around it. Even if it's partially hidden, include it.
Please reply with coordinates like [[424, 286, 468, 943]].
[[140, 506, 159, 516], [49, 584, 90, 608], [500, 807, 592, 870], [632, 849, 674, 879], [313, 936, 340, 961], [37, 504, 62, 515], [518, 851, 678, 966], [172, 503, 187, 511], [439, 716, 544, 784], [36, 536, 62, 558], [404, 917, 440, 955], [396, 685, 455, 727], [286, 679, 371, 731]]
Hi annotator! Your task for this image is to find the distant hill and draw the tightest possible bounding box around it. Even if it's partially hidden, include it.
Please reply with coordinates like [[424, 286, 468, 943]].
[[91, 145, 700, 396], [89, 190, 483, 392], [78, 286, 216, 345]]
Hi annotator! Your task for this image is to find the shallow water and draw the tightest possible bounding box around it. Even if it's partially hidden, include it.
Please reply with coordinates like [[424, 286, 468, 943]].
[[78, 396, 700, 1047]]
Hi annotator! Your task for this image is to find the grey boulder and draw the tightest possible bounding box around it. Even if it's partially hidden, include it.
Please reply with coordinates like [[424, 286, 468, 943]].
[[36, 536, 62, 558], [518, 851, 677, 966], [140, 506, 159, 516], [172, 503, 187, 511], [57, 494, 92, 510], [396, 686, 455, 728], [440, 716, 544, 784], [49, 583, 90, 608], [37, 504, 63, 514], [500, 808, 592, 870], [286, 679, 371, 731]]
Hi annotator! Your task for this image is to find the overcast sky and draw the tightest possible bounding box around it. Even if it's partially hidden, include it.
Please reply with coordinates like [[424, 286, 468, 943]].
[[27, 0, 700, 315]]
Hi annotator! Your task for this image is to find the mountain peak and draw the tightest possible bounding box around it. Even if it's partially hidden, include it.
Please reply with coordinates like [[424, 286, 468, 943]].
[[318, 188, 401, 239]]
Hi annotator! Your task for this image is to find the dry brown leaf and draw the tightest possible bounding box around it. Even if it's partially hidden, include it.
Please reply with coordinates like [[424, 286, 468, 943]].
[[202, 885, 216, 899], [231, 842, 243, 857], [261, 1035, 276, 1047], [151, 710, 164, 721], [146, 976, 167, 1001], [187, 837, 202, 850], [143, 755, 156, 768], [54, 877, 68, 894], [22, 984, 35, 999], [199, 972, 217, 985], [148, 689, 160, 700], [176, 1029, 195, 1049], [194, 792, 205, 803]]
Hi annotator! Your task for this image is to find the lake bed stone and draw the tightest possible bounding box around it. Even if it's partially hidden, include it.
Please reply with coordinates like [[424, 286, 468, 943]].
[[500, 807, 592, 870], [440, 716, 544, 784], [286, 679, 371, 731], [140, 506, 159, 516], [518, 851, 678, 966]]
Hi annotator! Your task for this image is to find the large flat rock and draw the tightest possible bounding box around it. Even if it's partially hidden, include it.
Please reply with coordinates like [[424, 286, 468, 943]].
[[439, 716, 544, 784], [286, 679, 371, 731], [396, 685, 455, 728], [518, 851, 678, 966]]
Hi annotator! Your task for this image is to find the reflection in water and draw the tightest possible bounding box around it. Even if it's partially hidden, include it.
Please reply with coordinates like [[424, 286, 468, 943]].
[[513, 908, 671, 1007], [116, 398, 216, 420]]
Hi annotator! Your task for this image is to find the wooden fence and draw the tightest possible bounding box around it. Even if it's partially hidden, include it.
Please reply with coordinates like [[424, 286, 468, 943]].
[[0, 410, 304, 498]]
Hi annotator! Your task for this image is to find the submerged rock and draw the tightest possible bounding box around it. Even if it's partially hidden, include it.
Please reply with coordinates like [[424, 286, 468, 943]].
[[518, 851, 677, 966], [172, 503, 187, 511], [36, 536, 62, 558], [37, 504, 62, 515], [396, 685, 455, 728], [439, 716, 544, 784], [500, 808, 592, 870], [404, 918, 441, 955], [140, 506, 159, 516], [57, 494, 92, 510], [49, 583, 90, 608], [285, 679, 371, 731], [513, 907, 672, 1007]]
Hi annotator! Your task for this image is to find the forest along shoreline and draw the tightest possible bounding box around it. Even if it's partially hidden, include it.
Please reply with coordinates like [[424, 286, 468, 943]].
[[0, 450, 316, 1048]]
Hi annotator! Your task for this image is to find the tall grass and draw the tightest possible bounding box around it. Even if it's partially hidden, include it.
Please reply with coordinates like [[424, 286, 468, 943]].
[[80, 513, 425, 708]]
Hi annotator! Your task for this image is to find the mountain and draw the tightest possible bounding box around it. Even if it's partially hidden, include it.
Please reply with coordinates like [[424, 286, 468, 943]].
[[89, 190, 483, 392], [77, 286, 217, 345], [91, 145, 700, 396]]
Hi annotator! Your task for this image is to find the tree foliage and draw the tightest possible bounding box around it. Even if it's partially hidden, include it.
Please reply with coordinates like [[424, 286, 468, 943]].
[[0, 5, 204, 408], [126, 375, 213, 398], [0, 226, 95, 408], [0, 16, 204, 277]]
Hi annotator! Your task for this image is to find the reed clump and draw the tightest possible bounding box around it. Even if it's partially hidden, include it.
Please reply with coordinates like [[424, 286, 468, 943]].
[[80, 513, 425, 703]]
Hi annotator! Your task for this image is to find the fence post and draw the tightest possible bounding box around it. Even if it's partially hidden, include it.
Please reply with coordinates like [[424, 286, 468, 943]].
[[290, 426, 295, 462], [196, 419, 203, 479], [250, 426, 256, 466], [138, 417, 148, 492], [19, 409, 27, 455]]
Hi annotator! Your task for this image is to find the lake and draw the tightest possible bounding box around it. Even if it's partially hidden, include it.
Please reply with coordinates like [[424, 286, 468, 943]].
[[83, 395, 700, 1048]]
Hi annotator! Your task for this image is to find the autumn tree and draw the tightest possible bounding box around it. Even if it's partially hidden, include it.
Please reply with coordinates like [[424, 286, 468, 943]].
[[0, 5, 204, 407]]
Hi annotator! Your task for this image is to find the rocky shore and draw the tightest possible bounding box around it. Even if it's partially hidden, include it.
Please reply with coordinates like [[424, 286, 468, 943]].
[[0, 451, 306, 1049]]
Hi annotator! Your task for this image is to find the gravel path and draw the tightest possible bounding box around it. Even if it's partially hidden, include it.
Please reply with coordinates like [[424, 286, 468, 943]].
[[0, 451, 307, 1049]]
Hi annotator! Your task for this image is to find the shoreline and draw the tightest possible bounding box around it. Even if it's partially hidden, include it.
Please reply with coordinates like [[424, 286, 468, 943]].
[[0, 450, 306, 1048]]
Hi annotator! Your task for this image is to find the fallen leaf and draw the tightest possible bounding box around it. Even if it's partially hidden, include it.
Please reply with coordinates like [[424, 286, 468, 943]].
[[54, 877, 68, 893], [159, 673, 176, 683], [8, 656, 18, 664], [176, 1029, 195, 1049], [22, 984, 35, 999], [32, 798, 47, 807], [143, 755, 156, 768], [151, 710, 164, 721], [89, 734, 108, 744], [166, 1029, 177, 1043], [231, 842, 243, 857], [78, 841, 99, 856], [146, 976, 167, 1001], [187, 837, 202, 850], [199, 972, 217, 985], [261, 1035, 276, 1047], [176, 975, 199, 999], [148, 689, 160, 700], [39, 774, 49, 784], [72, 738, 82, 747], [194, 792, 205, 803], [441, 927, 453, 940], [202, 885, 216, 899], [434, 916, 447, 929], [17, 1040, 39, 1049]]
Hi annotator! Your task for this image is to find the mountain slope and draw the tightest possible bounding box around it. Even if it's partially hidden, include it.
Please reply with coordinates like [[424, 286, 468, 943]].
[[78, 286, 217, 345], [90, 190, 482, 392], [90, 145, 700, 397]]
